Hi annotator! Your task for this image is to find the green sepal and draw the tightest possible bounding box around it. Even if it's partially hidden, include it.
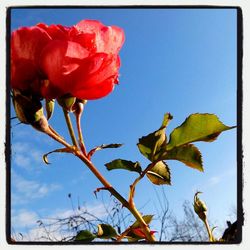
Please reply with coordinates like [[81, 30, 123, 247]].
[[137, 113, 173, 161], [105, 159, 142, 174], [74, 230, 96, 242], [167, 113, 236, 150], [146, 161, 171, 185], [45, 99, 55, 120], [57, 96, 76, 112], [97, 224, 118, 239]]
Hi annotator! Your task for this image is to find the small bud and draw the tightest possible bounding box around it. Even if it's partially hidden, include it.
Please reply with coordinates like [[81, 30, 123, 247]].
[[12, 89, 43, 124], [57, 95, 76, 112], [12, 89, 49, 133], [194, 192, 207, 221], [73, 99, 86, 117]]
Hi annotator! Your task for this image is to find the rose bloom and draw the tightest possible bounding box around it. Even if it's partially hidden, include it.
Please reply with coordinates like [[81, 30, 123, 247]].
[[11, 20, 125, 100]]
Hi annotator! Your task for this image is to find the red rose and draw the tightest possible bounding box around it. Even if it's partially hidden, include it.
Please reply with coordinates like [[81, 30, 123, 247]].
[[11, 20, 125, 100]]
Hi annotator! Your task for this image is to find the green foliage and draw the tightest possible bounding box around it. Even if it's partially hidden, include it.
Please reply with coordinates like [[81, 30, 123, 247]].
[[45, 99, 55, 120], [88, 144, 123, 158], [164, 144, 203, 171], [137, 113, 172, 161], [105, 159, 142, 174], [97, 224, 118, 239], [74, 230, 96, 242], [167, 113, 235, 150], [131, 215, 154, 229], [97, 144, 123, 149], [137, 113, 235, 181], [146, 161, 171, 185]]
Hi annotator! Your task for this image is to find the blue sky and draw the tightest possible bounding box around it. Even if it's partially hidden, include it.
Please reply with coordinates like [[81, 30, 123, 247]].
[[10, 8, 237, 241]]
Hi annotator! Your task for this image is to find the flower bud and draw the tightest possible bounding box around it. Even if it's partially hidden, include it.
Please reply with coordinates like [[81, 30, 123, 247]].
[[12, 89, 49, 133], [193, 192, 207, 221], [57, 95, 76, 112], [12, 89, 43, 124], [73, 99, 87, 117]]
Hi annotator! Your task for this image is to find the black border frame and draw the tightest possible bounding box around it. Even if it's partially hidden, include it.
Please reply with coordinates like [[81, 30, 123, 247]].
[[5, 5, 243, 245]]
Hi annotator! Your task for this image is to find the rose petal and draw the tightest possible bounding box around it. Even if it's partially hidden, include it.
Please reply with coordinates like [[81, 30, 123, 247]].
[[40, 40, 90, 93], [70, 27, 97, 52], [100, 26, 125, 54], [72, 77, 115, 100], [70, 54, 120, 93], [11, 26, 51, 63], [11, 59, 37, 89], [40, 80, 65, 99], [75, 20, 125, 53], [37, 23, 69, 40], [76, 19, 105, 34]]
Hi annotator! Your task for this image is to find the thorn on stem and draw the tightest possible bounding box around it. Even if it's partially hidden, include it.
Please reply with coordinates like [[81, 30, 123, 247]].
[[93, 186, 111, 198]]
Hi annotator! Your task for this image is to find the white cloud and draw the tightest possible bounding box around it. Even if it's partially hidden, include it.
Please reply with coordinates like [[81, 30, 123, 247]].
[[14, 154, 31, 168], [11, 171, 61, 205], [52, 203, 108, 221], [11, 203, 109, 241], [12, 209, 39, 229], [12, 142, 44, 170]]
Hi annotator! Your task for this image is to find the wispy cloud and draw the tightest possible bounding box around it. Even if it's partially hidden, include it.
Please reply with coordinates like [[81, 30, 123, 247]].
[[11, 202, 109, 241], [12, 171, 61, 205], [12, 142, 44, 170], [193, 167, 236, 192], [12, 209, 39, 229], [12, 126, 56, 146]]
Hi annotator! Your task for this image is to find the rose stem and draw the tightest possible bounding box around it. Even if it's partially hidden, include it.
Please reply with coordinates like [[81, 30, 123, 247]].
[[62, 108, 78, 147], [129, 162, 159, 205], [74, 151, 156, 242], [44, 126, 155, 242], [204, 218, 213, 241], [74, 103, 87, 156]]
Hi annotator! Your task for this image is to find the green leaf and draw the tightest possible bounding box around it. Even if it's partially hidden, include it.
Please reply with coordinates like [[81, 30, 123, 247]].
[[45, 99, 55, 120], [75, 230, 96, 242], [137, 113, 173, 161], [98, 143, 123, 149], [43, 148, 72, 165], [88, 144, 123, 158], [105, 159, 142, 174], [146, 161, 171, 185], [131, 215, 154, 229], [167, 113, 236, 150], [164, 144, 203, 171], [97, 224, 118, 239]]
